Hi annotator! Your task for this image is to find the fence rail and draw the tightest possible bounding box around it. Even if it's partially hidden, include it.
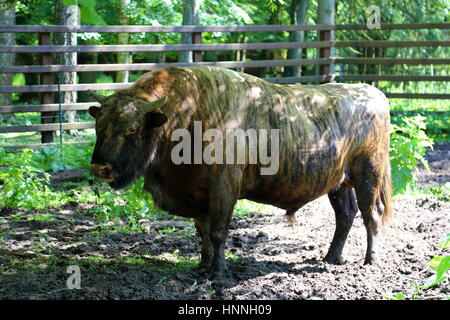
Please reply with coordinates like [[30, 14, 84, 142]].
[[1, 40, 449, 53], [2, 58, 450, 74], [1, 22, 449, 33], [0, 22, 448, 147]]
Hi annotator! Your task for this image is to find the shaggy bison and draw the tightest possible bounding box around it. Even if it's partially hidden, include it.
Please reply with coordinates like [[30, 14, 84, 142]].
[[88, 66, 392, 277]]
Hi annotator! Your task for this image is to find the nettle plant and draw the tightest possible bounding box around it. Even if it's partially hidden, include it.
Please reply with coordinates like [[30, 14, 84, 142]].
[[424, 233, 450, 291], [92, 177, 165, 227], [390, 115, 434, 194], [0, 148, 55, 208]]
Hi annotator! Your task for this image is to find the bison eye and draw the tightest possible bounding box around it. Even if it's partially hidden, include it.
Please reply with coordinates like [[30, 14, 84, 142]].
[[124, 128, 137, 136]]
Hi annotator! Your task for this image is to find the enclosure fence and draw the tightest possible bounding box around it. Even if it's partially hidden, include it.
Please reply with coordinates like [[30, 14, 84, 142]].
[[0, 23, 449, 148]]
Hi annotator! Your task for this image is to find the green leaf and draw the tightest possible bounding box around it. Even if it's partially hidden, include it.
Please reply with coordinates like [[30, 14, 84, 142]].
[[392, 293, 405, 300], [80, 6, 106, 25], [429, 256, 444, 268], [441, 233, 450, 249], [62, 0, 78, 6], [78, 0, 96, 8]]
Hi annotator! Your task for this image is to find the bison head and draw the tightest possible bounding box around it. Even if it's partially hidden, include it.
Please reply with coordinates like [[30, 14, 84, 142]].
[[87, 90, 168, 189]]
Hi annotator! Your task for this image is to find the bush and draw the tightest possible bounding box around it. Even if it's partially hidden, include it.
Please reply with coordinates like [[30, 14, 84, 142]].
[[390, 115, 434, 194], [0, 148, 57, 208], [31, 144, 94, 172]]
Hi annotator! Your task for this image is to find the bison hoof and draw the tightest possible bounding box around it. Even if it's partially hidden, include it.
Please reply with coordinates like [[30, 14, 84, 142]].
[[208, 265, 228, 280], [196, 262, 212, 274], [323, 254, 346, 265], [210, 270, 225, 280], [363, 255, 379, 266]]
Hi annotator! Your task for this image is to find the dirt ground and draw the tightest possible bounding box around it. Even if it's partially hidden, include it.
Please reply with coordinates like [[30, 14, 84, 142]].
[[0, 144, 449, 300]]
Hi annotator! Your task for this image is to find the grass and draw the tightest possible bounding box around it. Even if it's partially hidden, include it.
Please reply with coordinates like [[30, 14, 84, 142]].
[[393, 183, 450, 202], [1, 251, 200, 276], [27, 214, 56, 222], [234, 199, 279, 217]]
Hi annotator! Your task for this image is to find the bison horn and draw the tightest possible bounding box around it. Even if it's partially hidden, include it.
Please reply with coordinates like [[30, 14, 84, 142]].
[[87, 90, 107, 104], [144, 96, 168, 113]]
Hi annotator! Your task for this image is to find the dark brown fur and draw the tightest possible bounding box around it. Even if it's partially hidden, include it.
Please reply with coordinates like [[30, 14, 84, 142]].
[[89, 67, 393, 275]]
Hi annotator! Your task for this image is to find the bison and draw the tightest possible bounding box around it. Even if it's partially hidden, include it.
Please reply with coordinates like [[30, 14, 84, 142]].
[[87, 66, 393, 277]]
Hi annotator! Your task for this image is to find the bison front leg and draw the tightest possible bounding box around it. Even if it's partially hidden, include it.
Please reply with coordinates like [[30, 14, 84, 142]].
[[209, 199, 236, 278], [194, 215, 213, 272], [207, 170, 240, 278], [324, 184, 358, 264]]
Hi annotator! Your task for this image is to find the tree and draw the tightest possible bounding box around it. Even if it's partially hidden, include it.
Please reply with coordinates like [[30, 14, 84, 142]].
[[0, 0, 16, 121], [55, 0, 79, 133], [261, 0, 285, 77], [284, 0, 308, 77], [116, 0, 130, 83], [179, 0, 201, 63]]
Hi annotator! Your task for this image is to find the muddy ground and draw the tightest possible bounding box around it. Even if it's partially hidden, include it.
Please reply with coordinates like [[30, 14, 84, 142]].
[[0, 144, 449, 300]]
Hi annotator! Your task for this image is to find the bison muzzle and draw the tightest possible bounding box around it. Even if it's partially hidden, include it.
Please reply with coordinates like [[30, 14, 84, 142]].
[[88, 66, 393, 277]]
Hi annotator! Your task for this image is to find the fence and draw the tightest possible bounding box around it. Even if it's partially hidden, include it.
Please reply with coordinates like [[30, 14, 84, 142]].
[[0, 23, 449, 148]]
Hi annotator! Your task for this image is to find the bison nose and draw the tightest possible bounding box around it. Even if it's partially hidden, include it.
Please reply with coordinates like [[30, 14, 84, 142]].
[[90, 163, 112, 180]]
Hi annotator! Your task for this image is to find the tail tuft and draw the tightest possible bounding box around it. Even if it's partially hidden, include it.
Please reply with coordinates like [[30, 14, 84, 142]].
[[285, 209, 297, 227], [380, 160, 394, 226]]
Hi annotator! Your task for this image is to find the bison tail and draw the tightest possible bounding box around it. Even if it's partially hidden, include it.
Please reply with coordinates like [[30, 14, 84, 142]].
[[380, 160, 394, 226]]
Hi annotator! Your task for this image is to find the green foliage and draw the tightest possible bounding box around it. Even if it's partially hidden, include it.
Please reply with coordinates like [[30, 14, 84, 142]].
[[62, 0, 106, 25], [234, 199, 274, 217], [92, 177, 166, 226], [390, 115, 434, 194], [31, 144, 94, 172], [426, 183, 450, 202], [390, 99, 450, 143], [0, 144, 97, 209], [422, 233, 450, 290], [0, 148, 56, 208]]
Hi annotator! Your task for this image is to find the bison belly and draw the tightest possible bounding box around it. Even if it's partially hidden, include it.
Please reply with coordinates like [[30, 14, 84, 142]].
[[241, 144, 349, 209]]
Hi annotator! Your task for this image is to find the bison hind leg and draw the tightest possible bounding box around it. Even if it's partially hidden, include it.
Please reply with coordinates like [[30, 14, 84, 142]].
[[351, 156, 387, 265], [324, 183, 359, 264]]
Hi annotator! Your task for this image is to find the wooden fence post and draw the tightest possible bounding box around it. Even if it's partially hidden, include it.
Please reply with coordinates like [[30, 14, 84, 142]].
[[192, 32, 203, 62], [39, 32, 54, 143], [319, 30, 331, 83]]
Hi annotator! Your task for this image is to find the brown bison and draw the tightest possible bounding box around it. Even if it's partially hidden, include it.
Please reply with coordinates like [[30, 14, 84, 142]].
[[88, 66, 393, 277]]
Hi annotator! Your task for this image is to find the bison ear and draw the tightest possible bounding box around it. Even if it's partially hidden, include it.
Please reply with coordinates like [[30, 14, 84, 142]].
[[145, 111, 168, 128], [88, 106, 101, 119]]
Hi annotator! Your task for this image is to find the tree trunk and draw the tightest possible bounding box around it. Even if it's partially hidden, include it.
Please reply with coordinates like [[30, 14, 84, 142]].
[[0, 0, 16, 121], [284, 0, 308, 77], [261, 2, 284, 77], [55, 0, 79, 134], [235, 33, 247, 73], [317, 0, 335, 75], [179, 0, 201, 63], [116, 0, 131, 83], [78, 37, 98, 102]]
